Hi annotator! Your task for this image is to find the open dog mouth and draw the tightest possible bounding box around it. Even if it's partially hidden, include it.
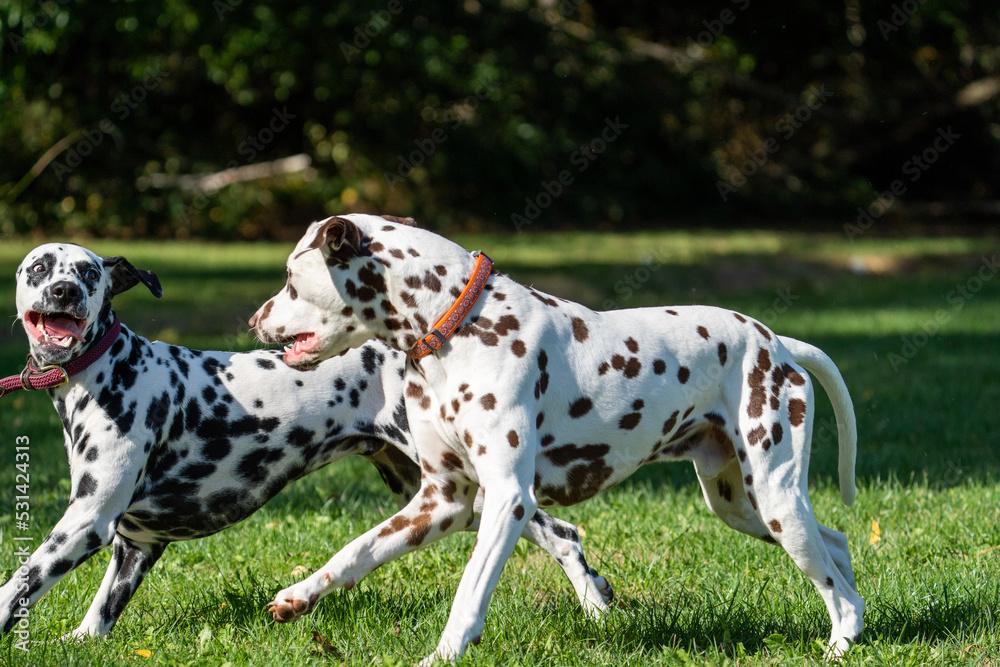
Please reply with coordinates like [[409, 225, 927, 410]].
[[23, 311, 87, 349], [283, 332, 320, 364], [281, 331, 349, 367]]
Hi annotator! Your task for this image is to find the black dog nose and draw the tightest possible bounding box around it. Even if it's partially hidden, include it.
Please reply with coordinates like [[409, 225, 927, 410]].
[[49, 281, 82, 305]]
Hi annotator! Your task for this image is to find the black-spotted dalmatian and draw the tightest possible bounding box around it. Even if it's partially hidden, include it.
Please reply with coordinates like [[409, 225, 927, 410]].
[[0, 243, 613, 640], [251, 214, 864, 664]]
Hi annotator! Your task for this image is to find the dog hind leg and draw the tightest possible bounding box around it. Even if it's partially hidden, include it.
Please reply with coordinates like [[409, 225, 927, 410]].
[[740, 378, 864, 656], [67, 536, 167, 638], [521, 511, 613, 618]]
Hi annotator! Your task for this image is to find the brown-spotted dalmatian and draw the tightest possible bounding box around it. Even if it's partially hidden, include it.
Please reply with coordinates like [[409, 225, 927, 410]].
[[251, 214, 863, 664], [0, 243, 612, 640]]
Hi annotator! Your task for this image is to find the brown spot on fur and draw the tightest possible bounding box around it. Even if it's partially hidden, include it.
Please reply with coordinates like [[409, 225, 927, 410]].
[[653, 359, 666, 375], [440, 517, 454, 533], [619, 412, 642, 430], [748, 491, 758, 510], [754, 322, 772, 341], [572, 317, 589, 342], [788, 399, 807, 426], [666, 309, 679, 316], [464, 431, 474, 448], [738, 448, 747, 462], [677, 366, 690, 384], [407, 248, 420, 257], [718, 343, 728, 365], [494, 314, 520, 336], [480, 393, 497, 410], [697, 326, 710, 339], [400, 291, 417, 308], [379, 514, 412, 537], [536, 412, 545, 428], [782, 363, 806, 386], [747, 425, 767, 445], [441, 452, 464, 471], [512, 340, 527, 357], [769, 519, 782, 533], [717, 479, 733, 502], [569, 397, 593, 418], [625, 338, 639, 353], [623, 357, 641, 379], [513, 504, 524, 520], [389, 248, 405, 259], [423, 272, 442, 292], [507, 430, 520, 448], [434, 265, 447, 276], [407, 513, 432, 546], [771, 423, 783, 445], [734, 313, 747, 323], [598, 361, 610, 375], [744, 474, 753, 486], [530, 290, 559, 307]]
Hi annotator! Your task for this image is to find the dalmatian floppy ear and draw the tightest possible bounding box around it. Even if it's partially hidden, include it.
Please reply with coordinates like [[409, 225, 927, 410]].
[[305, 216, 362, 263], [102, 256, 164, 298]]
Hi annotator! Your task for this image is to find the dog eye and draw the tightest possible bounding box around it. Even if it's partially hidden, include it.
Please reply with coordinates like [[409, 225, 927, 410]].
[[85, 268, 99, 281], [30, 262, 46, 275]]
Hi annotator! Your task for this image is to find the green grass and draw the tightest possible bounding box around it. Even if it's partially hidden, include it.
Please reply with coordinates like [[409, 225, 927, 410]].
[[1, 230, 999, 666]]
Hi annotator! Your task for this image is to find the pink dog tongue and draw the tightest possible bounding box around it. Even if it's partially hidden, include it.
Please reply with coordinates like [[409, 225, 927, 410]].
[[44, 315, 85, 341]]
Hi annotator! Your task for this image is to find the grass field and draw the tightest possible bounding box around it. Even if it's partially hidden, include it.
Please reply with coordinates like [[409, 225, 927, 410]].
[[1, 230, 999, 666]]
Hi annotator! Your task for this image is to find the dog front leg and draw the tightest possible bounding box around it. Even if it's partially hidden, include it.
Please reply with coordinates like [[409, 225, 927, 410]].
[[66, 535, 167, 638], [423, 451, 538, 665], [0, 510, 118, 633], [269, 476, 478, 623]]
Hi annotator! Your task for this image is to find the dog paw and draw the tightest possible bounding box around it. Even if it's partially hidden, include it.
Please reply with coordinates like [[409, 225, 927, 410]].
[[268, 591, 319, 622]]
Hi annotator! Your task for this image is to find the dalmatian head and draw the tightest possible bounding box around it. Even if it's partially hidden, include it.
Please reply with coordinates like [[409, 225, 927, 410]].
[[250, 216, 382, 371], [15, 243, 162, 367]]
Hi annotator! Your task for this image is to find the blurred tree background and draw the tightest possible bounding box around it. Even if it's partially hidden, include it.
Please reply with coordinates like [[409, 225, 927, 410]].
[[1, 0, 998, 239]]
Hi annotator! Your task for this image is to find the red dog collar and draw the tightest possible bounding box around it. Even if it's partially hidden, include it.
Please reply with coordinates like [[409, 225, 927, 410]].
[[0, 316, 121, 398]]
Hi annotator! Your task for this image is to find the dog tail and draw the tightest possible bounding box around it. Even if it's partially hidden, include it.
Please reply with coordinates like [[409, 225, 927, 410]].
[[778, 336, 857, 507]]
